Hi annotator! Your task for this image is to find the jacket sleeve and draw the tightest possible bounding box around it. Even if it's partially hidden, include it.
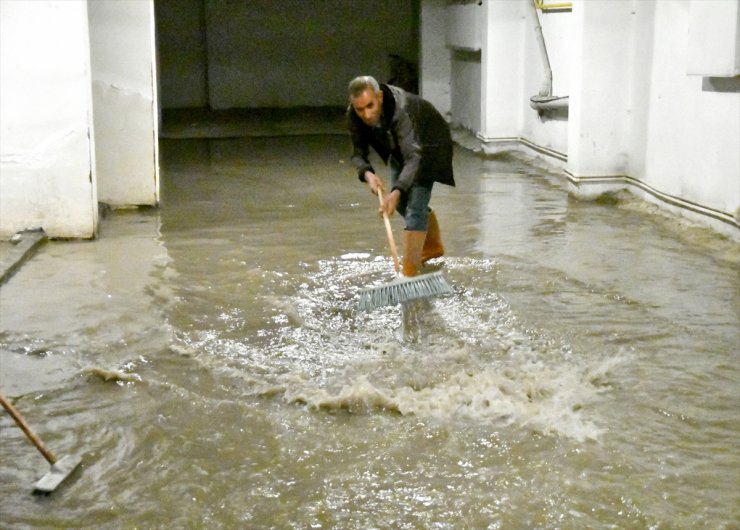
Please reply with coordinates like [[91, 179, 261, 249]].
[[390, 109, 422, 193], [348, 116, 375, 182]]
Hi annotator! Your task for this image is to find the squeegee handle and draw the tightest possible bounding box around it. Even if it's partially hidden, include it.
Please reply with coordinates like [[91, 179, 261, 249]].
[[0, 392, 57, 464], [377, 189, 401, 273]]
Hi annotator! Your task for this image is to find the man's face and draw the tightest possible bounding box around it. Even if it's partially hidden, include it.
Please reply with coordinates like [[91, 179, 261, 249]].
[[351, 88, 383, 127]]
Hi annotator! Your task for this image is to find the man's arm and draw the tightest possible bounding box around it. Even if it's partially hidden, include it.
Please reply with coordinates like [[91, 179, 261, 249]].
[[390, 110, 422, 194]]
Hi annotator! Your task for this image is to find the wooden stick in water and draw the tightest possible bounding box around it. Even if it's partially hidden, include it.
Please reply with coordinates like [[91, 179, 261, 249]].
[[0, 393, 56, 464], [0, 392, 82, 493]]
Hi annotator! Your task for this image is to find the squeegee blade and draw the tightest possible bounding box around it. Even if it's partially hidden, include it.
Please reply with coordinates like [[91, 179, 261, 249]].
[[33, 455, 81, 493]]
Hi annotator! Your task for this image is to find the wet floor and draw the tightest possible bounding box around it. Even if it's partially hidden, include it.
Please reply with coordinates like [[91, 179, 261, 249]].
[[1, 133, 738, 528]]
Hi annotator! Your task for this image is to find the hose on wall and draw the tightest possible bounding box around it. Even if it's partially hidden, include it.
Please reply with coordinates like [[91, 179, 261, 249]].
[[529, 0, 569, 112]]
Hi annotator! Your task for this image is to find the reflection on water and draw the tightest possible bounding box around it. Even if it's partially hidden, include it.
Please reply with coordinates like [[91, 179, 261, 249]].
[[0, 135, 737, 528]]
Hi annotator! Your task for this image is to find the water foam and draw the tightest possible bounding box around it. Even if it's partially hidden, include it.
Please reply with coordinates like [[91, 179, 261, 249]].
[[270, 353, 610, 442]]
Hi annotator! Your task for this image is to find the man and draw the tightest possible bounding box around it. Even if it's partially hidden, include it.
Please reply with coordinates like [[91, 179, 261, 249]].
[[347, 75, 455, 277]]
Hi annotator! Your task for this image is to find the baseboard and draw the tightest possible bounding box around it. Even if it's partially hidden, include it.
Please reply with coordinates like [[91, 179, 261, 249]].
[[475, 134, 568, 163], [471, 134, 739, 239], [564, 171, 740, 238]]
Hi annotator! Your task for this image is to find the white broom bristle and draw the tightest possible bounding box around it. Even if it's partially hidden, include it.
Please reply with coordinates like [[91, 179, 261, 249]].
[[358, 271, 453, 311]]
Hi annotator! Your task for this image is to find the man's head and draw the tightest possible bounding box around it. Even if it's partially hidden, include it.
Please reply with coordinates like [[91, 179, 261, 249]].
[[349, 76, 383, 127]]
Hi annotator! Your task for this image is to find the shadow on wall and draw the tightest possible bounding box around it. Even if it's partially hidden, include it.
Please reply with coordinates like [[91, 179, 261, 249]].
[[702, 77, 740, 93], [534, 105, 569, 121], [388, 53, 418, 94]]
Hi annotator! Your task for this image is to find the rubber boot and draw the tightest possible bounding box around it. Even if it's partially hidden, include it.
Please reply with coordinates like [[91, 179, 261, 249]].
[[421, 210, 444, 264], [401, 230, 427, 277]]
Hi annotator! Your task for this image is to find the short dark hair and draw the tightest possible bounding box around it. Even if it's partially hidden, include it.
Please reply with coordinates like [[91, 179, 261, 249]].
[[348, 76, 380, 99]]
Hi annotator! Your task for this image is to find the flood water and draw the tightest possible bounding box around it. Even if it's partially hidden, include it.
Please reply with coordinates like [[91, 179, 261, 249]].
[[1, 133, 738, 528]]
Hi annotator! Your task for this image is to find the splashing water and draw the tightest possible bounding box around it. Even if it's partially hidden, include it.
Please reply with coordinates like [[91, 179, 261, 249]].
[[175, 255, 620, 442]]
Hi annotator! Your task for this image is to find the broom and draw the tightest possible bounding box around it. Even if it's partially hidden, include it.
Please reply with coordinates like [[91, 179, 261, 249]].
[[358, 189, 453, 311]]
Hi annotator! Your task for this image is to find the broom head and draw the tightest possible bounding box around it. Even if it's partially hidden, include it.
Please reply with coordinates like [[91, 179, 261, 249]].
[[358, 270, 453, 311]]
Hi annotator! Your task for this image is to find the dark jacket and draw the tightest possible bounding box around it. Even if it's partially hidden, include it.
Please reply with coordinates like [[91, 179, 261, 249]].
[[348, 84, 455, 194]]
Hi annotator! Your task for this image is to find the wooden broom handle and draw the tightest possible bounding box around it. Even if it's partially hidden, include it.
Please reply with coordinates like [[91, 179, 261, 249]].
[[377, 189, 401, 273], [0, 392, 57, 464]]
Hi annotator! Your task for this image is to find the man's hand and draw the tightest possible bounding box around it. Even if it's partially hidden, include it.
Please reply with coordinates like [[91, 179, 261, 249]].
[[364, 171, 398, 217], [379, 189, 401, 218], [365, 171, 383, 195]]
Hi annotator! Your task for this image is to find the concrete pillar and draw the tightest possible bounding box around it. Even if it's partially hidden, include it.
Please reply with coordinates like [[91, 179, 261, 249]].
[[480, 0, 526, 141], [566, 0, 633, 183], [88, 0, 160, 208], [0, 0, 98, 239]]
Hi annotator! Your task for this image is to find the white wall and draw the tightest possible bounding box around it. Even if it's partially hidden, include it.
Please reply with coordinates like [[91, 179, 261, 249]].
[[0, 1, 98, 239], [686, 0, 740, 77], [567, 0, 632, 177], [88, 0, 159, 207], [624, 0, 656, 185], [639, 0, 739, 218], [461, 0, 739, 237], [565, 0, 739, 234], [446, 2, 482, 51], [480, 0, 525, 141]]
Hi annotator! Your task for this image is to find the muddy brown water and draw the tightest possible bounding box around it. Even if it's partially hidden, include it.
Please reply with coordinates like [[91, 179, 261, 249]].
[[1, 134, 738, 528]]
